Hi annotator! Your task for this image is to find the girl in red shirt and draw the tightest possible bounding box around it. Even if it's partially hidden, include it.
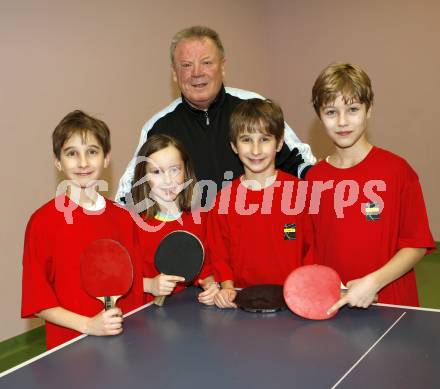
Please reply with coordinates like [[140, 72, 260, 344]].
[[128, 134, 218, 305]]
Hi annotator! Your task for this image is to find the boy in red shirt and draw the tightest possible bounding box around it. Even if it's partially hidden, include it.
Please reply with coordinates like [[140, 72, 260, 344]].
[[307, 63, 435, 312], [21, 110, 144, 349], [207, 99, 314, 308]]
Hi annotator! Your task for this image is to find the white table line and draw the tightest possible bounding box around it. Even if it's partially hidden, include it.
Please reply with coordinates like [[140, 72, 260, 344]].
[[0, 301, 154, 379], [375, 303, 440, 313], [331, 311, 407, 389]]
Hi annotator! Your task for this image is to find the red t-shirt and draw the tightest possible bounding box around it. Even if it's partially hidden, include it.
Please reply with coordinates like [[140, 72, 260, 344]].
[[21, 196, 144, 349], [135, 210, 212, 300], [207, 170, 315, 288], [307, 147, 435, 306]]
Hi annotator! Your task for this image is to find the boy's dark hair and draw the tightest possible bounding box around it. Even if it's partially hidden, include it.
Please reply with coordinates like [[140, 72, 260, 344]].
[[52, 110, 111, 159], [312, 63, 374, 116], [229, 98, 284, 145], [130, 134, 197, 219]]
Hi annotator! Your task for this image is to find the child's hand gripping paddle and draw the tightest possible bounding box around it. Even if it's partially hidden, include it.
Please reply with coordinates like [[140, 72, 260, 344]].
[[154, 230, 204, 306], [234, 284, 287, 313], [81, 239, 133, 311], [284, 265, 379, 320], [283, 265, 342, 320]]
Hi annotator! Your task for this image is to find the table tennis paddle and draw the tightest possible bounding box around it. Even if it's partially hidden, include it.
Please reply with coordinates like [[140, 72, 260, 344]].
[[283, 264, 342, 320], [234, 284, 287, 313], [154, 230, 204, 306], [284, 265, 379, 320], [81, 239, 133, 310]]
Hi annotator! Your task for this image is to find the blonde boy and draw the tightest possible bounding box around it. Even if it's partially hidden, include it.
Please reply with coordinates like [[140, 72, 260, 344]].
[[308, 63, 435, 312]]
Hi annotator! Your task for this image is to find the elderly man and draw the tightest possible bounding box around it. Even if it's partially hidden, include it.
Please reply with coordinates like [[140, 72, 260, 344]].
[[116, 26, 315, 204]]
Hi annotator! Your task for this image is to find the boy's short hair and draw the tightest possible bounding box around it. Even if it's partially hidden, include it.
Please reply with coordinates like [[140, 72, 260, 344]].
[[312, 63, 374, 116], [52, 110, 111, 159], [229, 98, 284, 145]]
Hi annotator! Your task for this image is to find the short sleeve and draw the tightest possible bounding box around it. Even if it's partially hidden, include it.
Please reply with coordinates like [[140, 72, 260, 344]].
[[21, 215, 59, 318], [397, 163, 435, 253]]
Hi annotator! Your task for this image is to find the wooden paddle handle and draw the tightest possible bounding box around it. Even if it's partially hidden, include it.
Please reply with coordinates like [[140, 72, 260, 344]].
[[101, 296, 121, 310], [154, 295, 166, 307]]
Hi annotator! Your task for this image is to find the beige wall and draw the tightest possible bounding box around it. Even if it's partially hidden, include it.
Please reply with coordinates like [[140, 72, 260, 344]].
[[1, 0, 438, 342], [261, 0, 440, 238], [0, 0, 269, 342]]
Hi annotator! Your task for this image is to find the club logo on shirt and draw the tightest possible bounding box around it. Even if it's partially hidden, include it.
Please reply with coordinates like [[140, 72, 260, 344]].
[[365, 202, 381, 221], [284, 223, 296, 240]]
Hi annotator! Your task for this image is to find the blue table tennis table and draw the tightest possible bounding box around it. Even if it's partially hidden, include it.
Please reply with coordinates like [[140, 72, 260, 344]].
[[1, 287, 439, 388]]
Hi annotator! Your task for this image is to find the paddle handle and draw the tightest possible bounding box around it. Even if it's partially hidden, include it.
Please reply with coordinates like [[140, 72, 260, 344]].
[[154, 295, 166, 307], [340, 283, 378, 303], [105, 296, 112, 310], [98, 296, 120, 310]]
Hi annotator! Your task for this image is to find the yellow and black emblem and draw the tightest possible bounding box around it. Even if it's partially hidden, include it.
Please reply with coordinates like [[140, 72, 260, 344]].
[[284, 223, 296, 240], [365, 202, 381, 221]]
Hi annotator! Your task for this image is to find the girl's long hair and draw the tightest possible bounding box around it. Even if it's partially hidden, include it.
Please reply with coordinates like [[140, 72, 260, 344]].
[[130, 134, 197, 219]]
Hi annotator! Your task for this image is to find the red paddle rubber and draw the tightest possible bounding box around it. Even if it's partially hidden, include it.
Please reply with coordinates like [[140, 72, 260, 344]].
[[284, 265, 341, 320]]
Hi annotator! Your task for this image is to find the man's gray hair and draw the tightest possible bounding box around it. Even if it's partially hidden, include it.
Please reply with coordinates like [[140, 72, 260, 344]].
[[170, 26, 225, 63]]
